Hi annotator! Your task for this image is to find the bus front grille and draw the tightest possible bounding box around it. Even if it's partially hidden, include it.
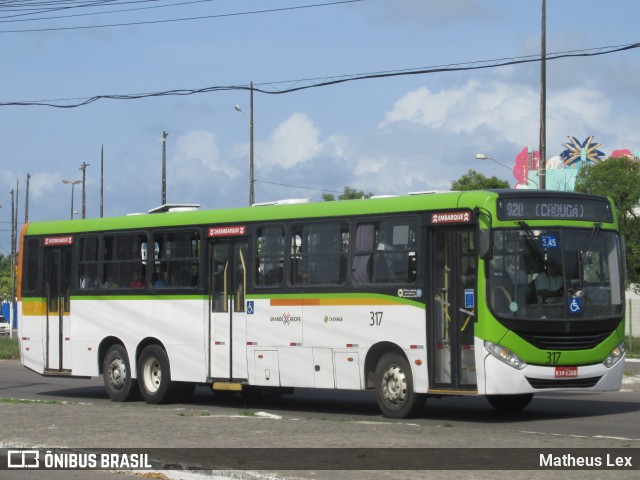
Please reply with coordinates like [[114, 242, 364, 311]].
[[526, 376, 602, 389], [516, 331, 612, 351]]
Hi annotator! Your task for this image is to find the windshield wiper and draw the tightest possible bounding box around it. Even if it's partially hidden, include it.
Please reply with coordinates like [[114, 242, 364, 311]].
[[574, 223, 601, 295], [517, 221, 535, 239], [582, 222, 601, 253]]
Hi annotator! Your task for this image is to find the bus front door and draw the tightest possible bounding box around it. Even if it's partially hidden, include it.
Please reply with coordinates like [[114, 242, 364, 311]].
[[208, 239, 249, 381], [44, 246, 72, 372], [430, 227, 477, 392]]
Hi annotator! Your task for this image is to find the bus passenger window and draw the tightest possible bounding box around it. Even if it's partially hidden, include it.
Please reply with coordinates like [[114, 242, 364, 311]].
[[353, 217, 418, 284], [77, 236, 99, 290], [101, 233, 147, 290], [255, 225, 284, 287], [290, 222, 349, 286], [152, 230, 200, 288], [23, 238, 41, 293]]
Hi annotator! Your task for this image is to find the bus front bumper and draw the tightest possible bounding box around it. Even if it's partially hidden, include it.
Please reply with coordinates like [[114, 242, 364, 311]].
[[483, 353, 626, 395]]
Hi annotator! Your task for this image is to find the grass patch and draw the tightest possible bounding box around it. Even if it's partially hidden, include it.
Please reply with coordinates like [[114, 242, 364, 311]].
[[624, 336, 639, 358], [0, 397, 60, 405], [0, 336, 19, 360], [239, 409, 255, 417]]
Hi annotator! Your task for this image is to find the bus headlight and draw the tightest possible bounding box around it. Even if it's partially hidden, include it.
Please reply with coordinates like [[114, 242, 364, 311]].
[[603, 343, 625, 368], [484, 341, 528, 370]]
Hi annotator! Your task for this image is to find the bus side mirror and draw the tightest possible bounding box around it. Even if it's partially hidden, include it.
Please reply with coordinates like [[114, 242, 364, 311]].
[[478, 229, 492, 260]]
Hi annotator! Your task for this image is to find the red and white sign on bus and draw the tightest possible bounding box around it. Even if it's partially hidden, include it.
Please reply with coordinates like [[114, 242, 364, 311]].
[[208, 225, 247, 237], [44, 236, 74, 246], [431, 210, 471, 225]]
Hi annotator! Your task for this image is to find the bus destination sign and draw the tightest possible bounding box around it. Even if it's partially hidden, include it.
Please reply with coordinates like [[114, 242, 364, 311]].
[[208, 225, 247, 237], [44, 236, 74, 246], [496, 197, 612, 222], [430, 210, 472, 225]]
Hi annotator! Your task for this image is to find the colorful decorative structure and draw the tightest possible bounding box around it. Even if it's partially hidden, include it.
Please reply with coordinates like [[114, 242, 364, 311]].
[[513, 146, 539, 188], [610, 149, 634, 159], [560, 136, 606, 167]]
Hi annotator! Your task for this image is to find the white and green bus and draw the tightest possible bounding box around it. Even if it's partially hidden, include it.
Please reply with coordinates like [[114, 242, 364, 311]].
[[18, 190, 626, 418]]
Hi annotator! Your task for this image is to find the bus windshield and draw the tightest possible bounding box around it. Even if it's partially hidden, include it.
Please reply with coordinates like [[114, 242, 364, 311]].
[[488, 227, 623, 321]]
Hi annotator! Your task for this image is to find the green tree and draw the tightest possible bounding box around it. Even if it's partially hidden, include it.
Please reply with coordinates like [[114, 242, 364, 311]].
[[322, 186, 373, 201], [575, 156, 640, 287], [0, 254, 13, 302], [451, 169, 510, 191]]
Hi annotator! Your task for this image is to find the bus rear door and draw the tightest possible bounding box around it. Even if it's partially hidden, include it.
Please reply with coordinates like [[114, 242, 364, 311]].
[[208, 234, 249, 382], [44, 245, 72, 372]]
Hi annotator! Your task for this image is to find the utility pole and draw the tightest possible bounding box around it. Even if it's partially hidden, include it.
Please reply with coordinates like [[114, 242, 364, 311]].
[[100, 145, 104, 218], [161, 131, 168, 205], [249, 82, 255, 206], [24, 173, 30, 223], [10, 187, 16, 333], [80, 162, 90, 219], [538, 0, 547, 189]]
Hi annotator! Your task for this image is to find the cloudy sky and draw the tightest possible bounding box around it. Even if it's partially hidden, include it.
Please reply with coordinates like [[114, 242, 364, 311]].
[[1, 0, 639, 253]]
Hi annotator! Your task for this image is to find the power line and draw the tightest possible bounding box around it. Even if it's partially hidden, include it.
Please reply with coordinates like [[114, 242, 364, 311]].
[[1, 42, 637, 108], [256, 179, 342, 194], [0, 0, 218, 23], [0, 0, 364, 32]]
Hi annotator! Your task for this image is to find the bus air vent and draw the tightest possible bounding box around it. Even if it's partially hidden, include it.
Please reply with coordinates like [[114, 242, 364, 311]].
[[526, 376, 602, 389], [516, 331, 612, 351]]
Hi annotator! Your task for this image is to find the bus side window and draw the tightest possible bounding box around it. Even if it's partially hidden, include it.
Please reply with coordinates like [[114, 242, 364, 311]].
[[255, 225, 284, 287], [101, 233, 147, 289], [77, 236, 99, 290], [290, 222, 348, 285], [353, 218, 418, 285], [152, 230, 200, 288], [23, 237, 42, 294]]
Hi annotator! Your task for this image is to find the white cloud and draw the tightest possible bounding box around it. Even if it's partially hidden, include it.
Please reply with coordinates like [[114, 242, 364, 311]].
[[173, 130, 236, 179], [256, 113, 321, 171], [380, 79, 619, 153]]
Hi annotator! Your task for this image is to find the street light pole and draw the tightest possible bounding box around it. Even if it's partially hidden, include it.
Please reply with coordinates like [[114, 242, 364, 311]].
[[235, 81, 255, 206], [475, 153, 539, 188], [63, 179, 81, 220]]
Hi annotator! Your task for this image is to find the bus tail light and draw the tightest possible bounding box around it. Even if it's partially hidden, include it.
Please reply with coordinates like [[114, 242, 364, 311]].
[[484, 341, 527, 370], [603, 343, 625, 368]]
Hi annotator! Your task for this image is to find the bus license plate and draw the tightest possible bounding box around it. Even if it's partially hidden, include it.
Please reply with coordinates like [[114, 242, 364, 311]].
[[555, 366, 578, 378]]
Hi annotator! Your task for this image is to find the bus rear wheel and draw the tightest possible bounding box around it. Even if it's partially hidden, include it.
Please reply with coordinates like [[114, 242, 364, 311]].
[[137, 345, 178, 404], [486, 393, 534, 411], [374, 352, 425, 419], [103, 344, 138, 402]]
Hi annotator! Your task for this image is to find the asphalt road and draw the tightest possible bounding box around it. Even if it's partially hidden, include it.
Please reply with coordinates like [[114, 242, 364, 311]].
[[0, 359, 639, 480]]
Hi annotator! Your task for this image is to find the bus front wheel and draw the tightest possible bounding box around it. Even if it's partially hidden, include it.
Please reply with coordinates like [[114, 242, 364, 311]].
[[103, 344, 138, 402], [137, 345, 177, 404], [374, 352, 425, 419], [486, 393, 534, 411]]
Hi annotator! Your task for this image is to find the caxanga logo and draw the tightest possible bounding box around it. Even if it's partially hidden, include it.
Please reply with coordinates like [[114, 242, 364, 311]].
[[324, 315, 344, 323], [269, 312, 302, 326]]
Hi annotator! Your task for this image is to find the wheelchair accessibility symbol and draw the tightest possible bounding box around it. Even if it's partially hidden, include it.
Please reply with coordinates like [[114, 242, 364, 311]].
[[247, 301, 254, 314], [568, 297, 582, 314]]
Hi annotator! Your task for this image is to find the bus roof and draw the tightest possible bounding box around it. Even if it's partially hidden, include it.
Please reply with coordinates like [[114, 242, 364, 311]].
[[22, 189, 614, 236]]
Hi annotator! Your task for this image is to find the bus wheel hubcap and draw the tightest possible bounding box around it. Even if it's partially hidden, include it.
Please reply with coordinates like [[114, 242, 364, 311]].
[[108, 358, 126, 390], [382, 365, 406, 405], [143, 357, 162, 393]]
